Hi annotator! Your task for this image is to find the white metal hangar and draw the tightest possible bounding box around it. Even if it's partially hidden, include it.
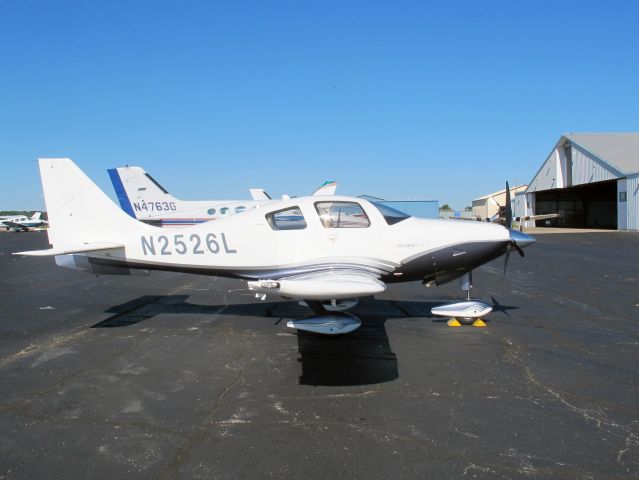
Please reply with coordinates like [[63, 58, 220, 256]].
[[522, 133, 639, 230]]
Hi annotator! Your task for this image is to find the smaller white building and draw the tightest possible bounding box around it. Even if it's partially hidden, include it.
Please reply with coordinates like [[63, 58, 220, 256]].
[[472, 185, 527, 220]]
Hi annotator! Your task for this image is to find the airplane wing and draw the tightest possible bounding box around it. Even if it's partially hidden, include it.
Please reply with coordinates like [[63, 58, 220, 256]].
[[447, 216, 484, 222], [14, 242, 125, 256], [516, 213, 559, 222], [247, 271, 386, 300]]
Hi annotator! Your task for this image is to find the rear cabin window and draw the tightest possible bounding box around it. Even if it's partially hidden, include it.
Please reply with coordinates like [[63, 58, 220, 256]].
[[370, 201, 411, 225], [314, 202, 370, 228], [266, 207, 307, 230]]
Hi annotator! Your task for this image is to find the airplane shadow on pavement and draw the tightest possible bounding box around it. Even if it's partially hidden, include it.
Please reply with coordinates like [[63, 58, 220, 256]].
[[92, 295, 517, 386]]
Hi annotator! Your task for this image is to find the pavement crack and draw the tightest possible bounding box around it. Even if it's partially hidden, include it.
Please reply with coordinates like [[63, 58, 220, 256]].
[[449, 408, 479, 440], [0, 328, 90, 369], [499, 335, 639, 468], [155, 358, 248, 479], [617, 431, 639, 465], [462, 463, 493, 476]]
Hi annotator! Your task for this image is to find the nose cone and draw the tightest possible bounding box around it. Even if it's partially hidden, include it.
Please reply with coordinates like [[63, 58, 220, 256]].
[[509, 229, 536, 249]]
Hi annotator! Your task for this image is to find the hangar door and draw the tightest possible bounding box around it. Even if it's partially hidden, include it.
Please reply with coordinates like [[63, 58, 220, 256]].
[[534, 180, 617, 229]]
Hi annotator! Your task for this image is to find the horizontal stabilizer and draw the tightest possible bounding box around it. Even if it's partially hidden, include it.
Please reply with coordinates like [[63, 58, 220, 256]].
[[14, 242, 125, 257]]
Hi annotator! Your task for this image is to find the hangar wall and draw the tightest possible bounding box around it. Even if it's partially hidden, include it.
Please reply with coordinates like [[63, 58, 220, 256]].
[[618, 179, 627, 230], [528, 149, 560, 192], [627, 174, 639, 230]]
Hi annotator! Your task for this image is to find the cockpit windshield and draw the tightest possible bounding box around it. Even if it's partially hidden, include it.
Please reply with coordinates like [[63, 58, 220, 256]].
[[371, 202, 411, 225]]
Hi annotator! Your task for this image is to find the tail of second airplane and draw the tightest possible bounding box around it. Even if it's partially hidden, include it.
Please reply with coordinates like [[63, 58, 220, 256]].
[[30, 212, 42, 221], [33, 158, 151, 253], [107, 166, 179, 220]]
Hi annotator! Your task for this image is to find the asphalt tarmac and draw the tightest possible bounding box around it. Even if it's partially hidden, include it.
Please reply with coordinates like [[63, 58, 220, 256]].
[[1, 230, 638, 479]]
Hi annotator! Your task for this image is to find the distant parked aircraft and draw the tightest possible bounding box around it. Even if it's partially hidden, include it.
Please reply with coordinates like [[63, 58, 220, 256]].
[[0, 212, 47, 231], [108, 166, 338, 227]]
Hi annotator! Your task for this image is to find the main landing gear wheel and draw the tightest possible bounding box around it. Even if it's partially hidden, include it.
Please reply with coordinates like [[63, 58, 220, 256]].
[[287, 300, 362, 335], [286, 313, 361, 335]]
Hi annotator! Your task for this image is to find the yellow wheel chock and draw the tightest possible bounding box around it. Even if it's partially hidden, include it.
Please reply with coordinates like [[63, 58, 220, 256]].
[[446, 318, 486, 327]]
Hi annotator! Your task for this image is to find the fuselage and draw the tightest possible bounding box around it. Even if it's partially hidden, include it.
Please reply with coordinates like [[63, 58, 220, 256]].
[[73, 195, 511, 286], [0, 215, 29, 226]]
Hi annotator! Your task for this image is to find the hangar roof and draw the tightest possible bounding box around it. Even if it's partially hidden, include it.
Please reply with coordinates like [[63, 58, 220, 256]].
[[563, 133, 639, 175]]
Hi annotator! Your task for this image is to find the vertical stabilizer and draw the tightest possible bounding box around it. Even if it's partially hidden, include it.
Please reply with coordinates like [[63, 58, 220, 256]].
[[312, 181, 338, 196], [249, 188, 271, 201], [107, 166, 181, 220], [40, 158, 150, 249]]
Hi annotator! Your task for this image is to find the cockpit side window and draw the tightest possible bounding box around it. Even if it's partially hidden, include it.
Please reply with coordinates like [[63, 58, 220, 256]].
[[266, 206, 307, 230], [314, 202, 370, 228], [370, 201, 411, 225]]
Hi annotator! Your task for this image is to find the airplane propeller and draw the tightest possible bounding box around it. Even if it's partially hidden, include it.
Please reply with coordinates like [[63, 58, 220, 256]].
[[504, 180, 513, 230], [502, 181, 530, 276]]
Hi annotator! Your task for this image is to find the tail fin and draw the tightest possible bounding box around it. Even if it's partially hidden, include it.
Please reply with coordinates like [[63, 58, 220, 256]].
[[30, 212, 42, 220], [249, 188, 271, 201], [40, 158, 150, 249], [312, 180, 338, 196], [107, 166, 179, 220]]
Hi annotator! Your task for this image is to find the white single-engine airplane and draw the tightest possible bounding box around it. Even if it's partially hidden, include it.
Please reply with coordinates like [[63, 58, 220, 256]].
[[1, 212, 47, 231], [108, 165, 338, 227], [16, 159, 535, 334]]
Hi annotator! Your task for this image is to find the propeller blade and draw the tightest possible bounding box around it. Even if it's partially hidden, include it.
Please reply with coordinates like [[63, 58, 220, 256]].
[[505, 181, 513, 229], [503, 245, 511, 277], [514, 243, 525, 257]]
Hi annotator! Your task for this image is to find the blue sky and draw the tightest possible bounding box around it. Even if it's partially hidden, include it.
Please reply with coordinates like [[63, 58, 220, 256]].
[[1, 0, 638, 210]]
